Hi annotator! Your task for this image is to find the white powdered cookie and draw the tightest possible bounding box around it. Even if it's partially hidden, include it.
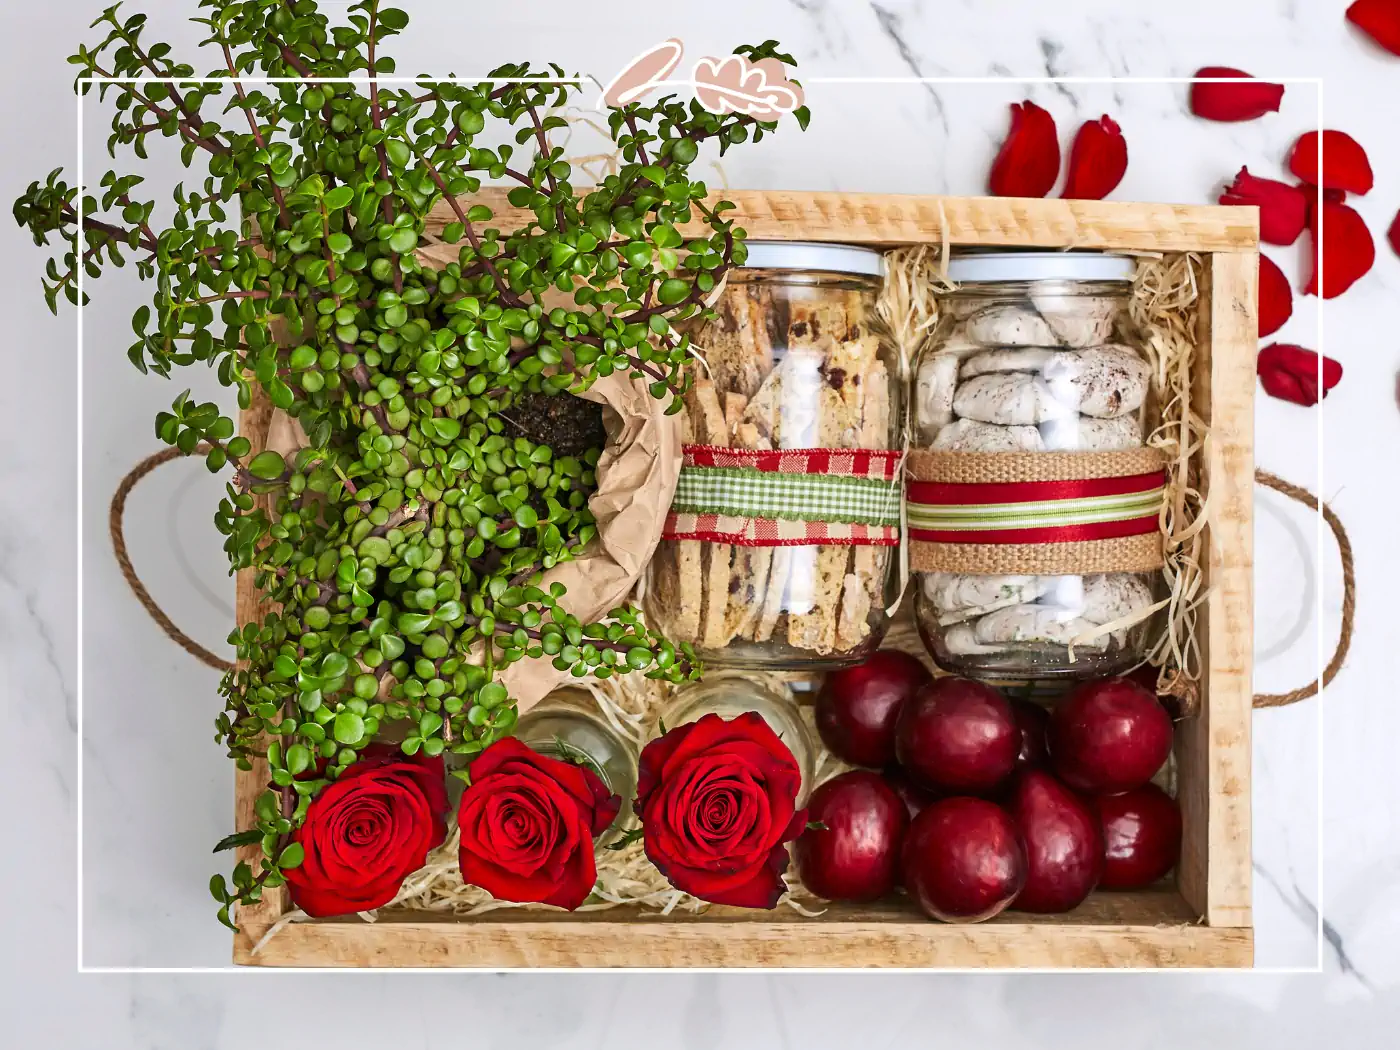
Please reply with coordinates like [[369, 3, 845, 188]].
[[1041, 344, 1150, 419], [958, 347, 1057, 378], [930, 418, 1045, 452], [1080, 573, 1155, 626], [941, 623, 1007, 655], [923, 573, 1050, 624], [971, 604, 1108, 648], [915, 354, 959, 442], [953, 373, 1076, 426], [1035, 294, 1118, 348], [962, 304, 1059, 347]]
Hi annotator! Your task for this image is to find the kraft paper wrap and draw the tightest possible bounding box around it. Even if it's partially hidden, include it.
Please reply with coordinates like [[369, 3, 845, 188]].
[[906, 448, 1168, 576], [265, 319, 681, 716]]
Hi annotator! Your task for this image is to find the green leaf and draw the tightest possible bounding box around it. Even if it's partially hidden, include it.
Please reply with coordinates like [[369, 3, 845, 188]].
[[478, 681, 508, 708], [323, 185, 354, 210], [277, 842, 306, 869], [656, 278, 690, 305], [466, 205, 493, 223], [606, 826, 644, 851], [327, 233, 353, 255], [397, 612, 433, 635], [333, 710, 365, 745], [247, 451, 286, 480], [286, 744, 312, 776], [211, 830, 261, 853]]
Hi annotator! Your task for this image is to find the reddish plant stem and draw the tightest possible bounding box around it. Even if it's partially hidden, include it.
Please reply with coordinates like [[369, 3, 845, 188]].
[[220, 37, 292, 229], [525, 102, 566, 229]]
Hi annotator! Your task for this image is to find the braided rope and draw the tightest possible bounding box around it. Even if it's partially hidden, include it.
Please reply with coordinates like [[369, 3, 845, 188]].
[[108, 444, 234, 672], [1252, 469, 1354, 708]]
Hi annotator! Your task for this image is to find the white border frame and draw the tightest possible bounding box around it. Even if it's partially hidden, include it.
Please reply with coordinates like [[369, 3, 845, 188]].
[[74, 70, 1328, 975]]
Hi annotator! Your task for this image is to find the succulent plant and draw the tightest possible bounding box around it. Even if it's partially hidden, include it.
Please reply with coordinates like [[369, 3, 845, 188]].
[[14, 0, 808, 925]]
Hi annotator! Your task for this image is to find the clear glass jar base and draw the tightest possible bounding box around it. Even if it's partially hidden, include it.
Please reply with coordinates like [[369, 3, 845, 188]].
[[925, 639, 1141, 682], [695, 634, 882, 673]]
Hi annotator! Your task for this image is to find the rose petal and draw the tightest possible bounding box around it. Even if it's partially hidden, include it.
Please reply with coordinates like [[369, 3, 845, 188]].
[[1347, 0, 1400, 55], [1305, 200, 1376, 298], [1061, 115, 1127, 200], [1218, 167, 1308, 246], [1289, 130, 1374, 195], [1259, 254, 1293, 338], [1258, 344, 1343, 406], [988, 100, 1060, 198], [1189, 68, 1284, 121], [1388, 209, 1400, 259]]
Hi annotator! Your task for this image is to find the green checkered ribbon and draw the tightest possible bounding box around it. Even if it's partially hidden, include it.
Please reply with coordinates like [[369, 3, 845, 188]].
[[663, 446, 903, 547]]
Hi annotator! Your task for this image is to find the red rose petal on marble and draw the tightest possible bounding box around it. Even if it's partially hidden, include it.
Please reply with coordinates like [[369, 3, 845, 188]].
[[1258, 344, 1343, 406], [1387, 209, 1400, 258], [1062, 115, 1127, 200], [1259, 254, 1293, 337], [1219, 167, 1308, 246], [1305, 200, 1376, 298], [1189, 68, 1284, 121], [1348, 0, 1400, 55], [989, 100, 1061, 198], [1289, 130, 1374, 195]]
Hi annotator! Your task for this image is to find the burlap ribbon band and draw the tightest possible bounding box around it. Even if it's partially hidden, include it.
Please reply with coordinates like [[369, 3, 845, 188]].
[[905, 448, 1168, 575]]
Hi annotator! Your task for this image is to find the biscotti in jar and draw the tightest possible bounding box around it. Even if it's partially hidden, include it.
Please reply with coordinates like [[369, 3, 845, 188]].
[[644, 243, 901, 671], [908, 251, 1163, 680]]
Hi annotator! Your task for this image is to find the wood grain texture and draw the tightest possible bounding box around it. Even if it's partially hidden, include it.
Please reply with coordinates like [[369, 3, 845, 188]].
[[1177, 252, 1255, 928], [421, 189, 1258, 252], [235, 890, 1252, 969], [232, 395, 288, 931], [235, 917, 1251, 969]]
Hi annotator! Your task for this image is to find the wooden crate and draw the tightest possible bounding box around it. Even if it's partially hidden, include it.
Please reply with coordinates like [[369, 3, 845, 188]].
[[233, 191, 1255, 968]]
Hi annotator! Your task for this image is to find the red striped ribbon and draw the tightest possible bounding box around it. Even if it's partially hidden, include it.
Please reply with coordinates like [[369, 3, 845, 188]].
[[906, 469, 1166, 546]]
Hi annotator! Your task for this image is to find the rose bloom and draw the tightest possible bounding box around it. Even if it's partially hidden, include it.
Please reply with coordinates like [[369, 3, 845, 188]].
[[634, 712, 806, 908], [457, 738, 621, 911], [284, 745, 448, 918]]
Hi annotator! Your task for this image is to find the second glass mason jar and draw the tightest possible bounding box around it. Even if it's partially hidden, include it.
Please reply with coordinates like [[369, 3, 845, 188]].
[[644, 242, 901, 671], [911, 251, 1161, 680], [513, 686, 637, 830]]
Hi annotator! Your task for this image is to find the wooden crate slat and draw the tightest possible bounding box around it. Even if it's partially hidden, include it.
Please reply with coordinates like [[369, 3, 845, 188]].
[[235, 917, 1252, 968], [1177, 252, 1255, 927], [232, 393, 288, 924], [422, 189, 1259, 253]]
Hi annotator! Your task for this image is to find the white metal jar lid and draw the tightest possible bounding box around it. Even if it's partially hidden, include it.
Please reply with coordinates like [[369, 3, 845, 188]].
[[946, 251, 1135, 284], [739, 240, 885, 278]]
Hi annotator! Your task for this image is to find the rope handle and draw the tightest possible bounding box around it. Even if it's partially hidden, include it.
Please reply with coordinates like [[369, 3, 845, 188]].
[[1252, 469, 1354, 707], [110, 445, 234, 672], [110, 451, 1354, 706]]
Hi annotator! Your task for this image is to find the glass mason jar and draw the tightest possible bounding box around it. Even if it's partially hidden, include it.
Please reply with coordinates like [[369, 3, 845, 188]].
[[911, 252, 1161, 680], [649, 673, 815, 800], [644, 242, 901, 672], [513, 686, 637, 829]]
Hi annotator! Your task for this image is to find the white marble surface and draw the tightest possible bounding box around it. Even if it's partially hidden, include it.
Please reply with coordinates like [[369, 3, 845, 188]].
[[2, 0, 1398, 1042]]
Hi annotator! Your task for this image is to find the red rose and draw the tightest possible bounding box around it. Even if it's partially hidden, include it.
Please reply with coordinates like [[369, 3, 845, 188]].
[[285, 745, 448, 918], [457, 738, 620, 910], [634, 712, 806, 908]]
